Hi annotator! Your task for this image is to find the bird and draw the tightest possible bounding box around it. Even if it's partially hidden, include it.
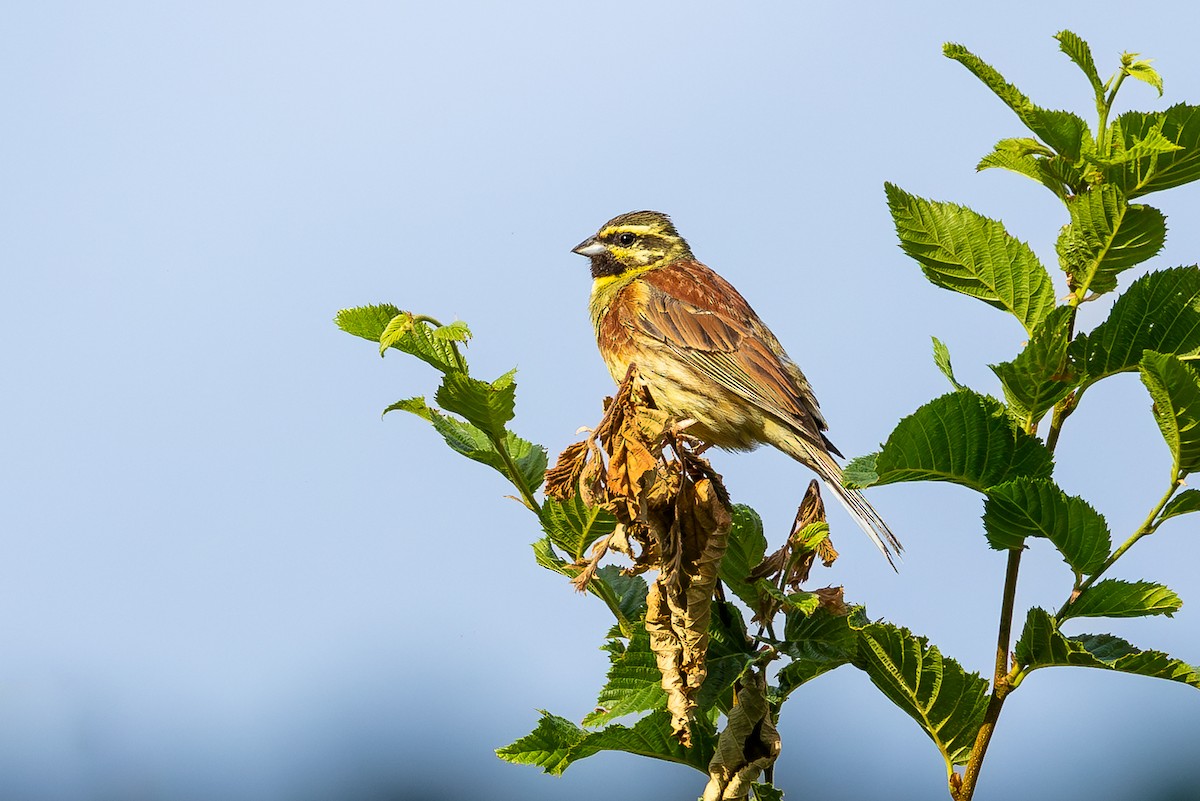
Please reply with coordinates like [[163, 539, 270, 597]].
[[572, 210, 901, 568]]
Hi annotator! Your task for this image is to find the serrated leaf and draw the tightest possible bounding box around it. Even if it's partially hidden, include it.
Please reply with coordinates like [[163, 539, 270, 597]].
[[575, 710, 716, 773], [1056, 185, 1166, 296], [776, 607, 863, 696], [1159, 488, 1200, 522], [842, 452, 879, 488], [885, 183, 1056, 334], [432, 320, 472, 342], [334, 303, 402, 341], [1140, 351, 1200, 477], [944, 43, 1088, 160], [1014, 608, 1200, 689], [378, 312, 415, 356], [1073, 266, 1200, 383], [1055, 30, 1103, 98], [845, 390, 1053, 492], [435, 371, 516, 437], [977, 140, 1086, 202], [540, 494, 618, 562], [1106, 105, 1200, 197], [1062, 579, 1182, 620], [852, 622, 989, 768], [932, 336, 964, 389], [366, 310, 465, 373], [990, 305, 1077, 423], [1123, 54, 1164, 97], [495, 711, 587, 774], [750, 782, 784, 801], [976, 138, 1077, 201], [595, 565, 649, 623], [698, 602, 757, 714], [719, 504, 768, 611], [983, 477, 1111, 574], [584, 624, 667, 727], [1090, 123, 1182, 168], [532, 538, 636, 634], [390, 395, 546, 491], [382, 395, 432, 420]]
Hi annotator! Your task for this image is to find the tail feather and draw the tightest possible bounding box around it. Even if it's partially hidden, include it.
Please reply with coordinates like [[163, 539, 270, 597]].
[[777, 433, 903, 570]]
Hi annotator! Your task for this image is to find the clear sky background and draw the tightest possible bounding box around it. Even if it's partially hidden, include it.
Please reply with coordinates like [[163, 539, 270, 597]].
[[4, 3, 1199, 800]]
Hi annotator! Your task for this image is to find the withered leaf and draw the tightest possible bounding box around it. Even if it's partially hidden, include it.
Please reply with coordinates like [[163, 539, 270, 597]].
[[544, 439, 590, 500], [702, 671, 781, 800]]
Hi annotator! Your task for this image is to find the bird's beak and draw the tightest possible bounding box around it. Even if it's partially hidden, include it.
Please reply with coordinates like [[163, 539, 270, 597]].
[[572, 238, 606, 257]]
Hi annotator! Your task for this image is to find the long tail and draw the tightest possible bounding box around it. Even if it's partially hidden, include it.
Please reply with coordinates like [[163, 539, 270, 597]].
[[777, 433, 903, 570]]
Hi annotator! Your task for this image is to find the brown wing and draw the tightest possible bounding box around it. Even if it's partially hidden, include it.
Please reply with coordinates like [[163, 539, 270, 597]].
[[636, 260, 836, 452]]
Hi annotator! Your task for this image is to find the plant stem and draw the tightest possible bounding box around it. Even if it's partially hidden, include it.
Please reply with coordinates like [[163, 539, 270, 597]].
[[488, 430, 543, 516], [1055, 477, 1181, 620], [955, 548, 1022, 801]]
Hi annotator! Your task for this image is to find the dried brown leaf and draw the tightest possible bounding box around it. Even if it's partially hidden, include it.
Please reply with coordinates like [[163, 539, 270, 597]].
[[702, 671, 781, 800], [814, 585, 847, 615], [543, 439, 590, 500], [643, 475, 733, 746]]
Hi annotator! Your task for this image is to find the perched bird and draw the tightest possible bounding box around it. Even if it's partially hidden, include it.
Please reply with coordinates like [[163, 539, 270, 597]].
[[572, 210, 901, 567]]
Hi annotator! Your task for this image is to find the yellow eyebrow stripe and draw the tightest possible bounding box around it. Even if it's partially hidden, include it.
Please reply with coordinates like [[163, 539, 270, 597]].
[[599, 224, 662, 238]]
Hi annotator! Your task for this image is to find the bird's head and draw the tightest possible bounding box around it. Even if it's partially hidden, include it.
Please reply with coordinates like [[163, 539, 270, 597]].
[[572, 210, 693, 279]]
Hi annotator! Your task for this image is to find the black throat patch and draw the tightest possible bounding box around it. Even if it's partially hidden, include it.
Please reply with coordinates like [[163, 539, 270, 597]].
[[589, 250, 628, 279]]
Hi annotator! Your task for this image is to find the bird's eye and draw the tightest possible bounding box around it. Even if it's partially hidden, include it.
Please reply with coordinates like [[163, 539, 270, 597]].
[[616, 232, 636, 246]]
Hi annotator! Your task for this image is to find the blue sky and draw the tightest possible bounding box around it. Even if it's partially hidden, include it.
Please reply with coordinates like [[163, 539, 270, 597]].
[[4, 3, 1199, 799]]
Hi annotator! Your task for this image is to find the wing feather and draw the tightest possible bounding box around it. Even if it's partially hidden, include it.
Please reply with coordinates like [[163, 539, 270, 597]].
[[636, 261, 832, 448]]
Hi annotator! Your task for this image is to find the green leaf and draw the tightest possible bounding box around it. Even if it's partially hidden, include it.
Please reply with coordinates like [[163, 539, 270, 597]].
[[885, 183, 1056, 334], [1055, 30, 1103, 99], [853, 622, 989, 768], [698, 602, 757, 713], [385, 395, 544, 488], [1062, 579, 1182, 620], [845, 390, 1053, 492], [990, 305, 1077, 423], [751, 782, 784, 801], [1090, 123, 1182, 168], [432, 320, 472, 342], [356, 309, 465, 373], [572, 710, 716, 773], [1159, 488, 1200, 522], [719, 504, 768, 611], [776, 607, 863, 696], [1123, 53, 1164, 97], [1106, 105, 1200, 197], [1073, 266, 1200, 383], [842, 452, 879, 488], [540, 494, 618, 562], [584, 624, 666, 727], [378, 312, 415, 355], [334, 303, 402, 341], [1056, 185, 1166, 296], [495, 711, 588, 774], [531, 539, 637, 633], [983, 477, 1111, 575], [943, 43, 1088, 160], [932, 336, 964, 389], [976, 138, 1081, 202], [1139, 351, 1200, 477], [435, 370, 516, 438], [595, 565, 649, 623], [407, 398, 546, 490], [1014, 608, 1200, 689]]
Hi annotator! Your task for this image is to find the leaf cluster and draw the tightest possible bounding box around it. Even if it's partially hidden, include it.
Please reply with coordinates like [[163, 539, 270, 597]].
[[860, 31, 1200, 799]]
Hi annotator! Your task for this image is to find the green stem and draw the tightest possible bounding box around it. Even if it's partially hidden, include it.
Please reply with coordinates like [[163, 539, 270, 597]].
[[1096, 70, 1127, 158], [487, 430, 543, 516], [955, 549, 1022, 801], [1055, 477, 1181, 620]]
